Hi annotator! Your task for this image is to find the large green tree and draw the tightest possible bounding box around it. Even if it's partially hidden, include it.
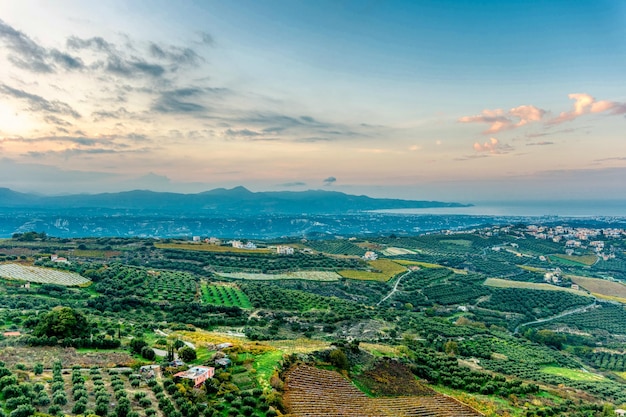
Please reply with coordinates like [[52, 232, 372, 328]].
[[33, 307, 90, 339]]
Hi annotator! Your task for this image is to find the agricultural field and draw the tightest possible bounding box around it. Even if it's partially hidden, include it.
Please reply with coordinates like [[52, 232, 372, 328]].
[[303, 240, 366, 256], [484, 277, 591, 295], [382, 246, 418, 256], [2, 224, 626, 415], [394, 259, 444, 268], [217, 270, 341, 281], [550, 254, 598, 266], [0, 263, 90, 286], [283, 364, 482, 417], [155, 242, 272, 254], [338, 259, 406, 281], [569, 275, 626, 300], [201, 282, 252, 308]]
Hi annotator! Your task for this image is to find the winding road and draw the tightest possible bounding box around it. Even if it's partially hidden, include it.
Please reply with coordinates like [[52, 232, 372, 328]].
[[514, 299, 598, 334], [377, 270, 412, 305]]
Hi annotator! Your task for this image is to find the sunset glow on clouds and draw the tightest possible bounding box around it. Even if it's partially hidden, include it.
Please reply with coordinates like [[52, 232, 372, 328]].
[[0, 0, 625, 201]]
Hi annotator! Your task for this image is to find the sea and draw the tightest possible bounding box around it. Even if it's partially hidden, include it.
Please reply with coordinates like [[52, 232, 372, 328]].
[[376, 200, 626, 218]]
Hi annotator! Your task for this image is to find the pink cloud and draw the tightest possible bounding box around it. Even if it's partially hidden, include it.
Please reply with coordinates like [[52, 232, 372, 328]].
[[549, 93, 626, 124], [473, 137, 512, 154], [459, 105, 546, 134]]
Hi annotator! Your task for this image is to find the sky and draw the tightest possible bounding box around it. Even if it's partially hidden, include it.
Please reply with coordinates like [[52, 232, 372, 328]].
[[0, 0, 625, 202]]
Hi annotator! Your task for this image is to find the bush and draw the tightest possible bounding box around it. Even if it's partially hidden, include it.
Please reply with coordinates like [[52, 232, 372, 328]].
[[178, 346, 197, 362], [9, 404, 35, 417], [141, 346, 156, 360]]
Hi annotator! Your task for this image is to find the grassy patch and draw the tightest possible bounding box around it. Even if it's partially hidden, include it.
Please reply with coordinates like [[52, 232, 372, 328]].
[[484, 278, 591, 296], [338, 259, 406, 282], [394, 259, 444, 268], [201, 282, 251, 308], [541, 366, 605, 381], [71, 249, 122, 258], [155, 242, 271, 254], [550, 254, 598, 266], [254, 350, 284, 389]]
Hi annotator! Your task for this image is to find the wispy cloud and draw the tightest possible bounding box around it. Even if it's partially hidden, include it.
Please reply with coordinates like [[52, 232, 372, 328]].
[[323, 176, 337, 186], [0, 84, 81, 118], [279, 181, 307, 187], [526, 141, 554, 146], [0, 18, 54, 73]]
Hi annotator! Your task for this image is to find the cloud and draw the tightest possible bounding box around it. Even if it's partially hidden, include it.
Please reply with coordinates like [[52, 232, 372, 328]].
[[279, 181, 307, 187], [149, 43, 201, 66], [105, 55, 165, 78], [473, 137, 512, 154], [549, 93, 626, 124], [526, 141, 554, 146], [459, 105, 546, 134], [0, 83, 81, 118], [0, 18, 53, 73], [323, 176, 337, 186], [91, 107, 133, 121], [49, 49, 84, 70], [0, 19, 85, 73], [198, 32, 214, 45], [224, 128, 263, 137], [152, 88, 209, 113]]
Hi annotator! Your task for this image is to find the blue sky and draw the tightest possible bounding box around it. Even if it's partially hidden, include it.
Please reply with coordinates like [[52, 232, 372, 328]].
[[0, 0, 625, 201]]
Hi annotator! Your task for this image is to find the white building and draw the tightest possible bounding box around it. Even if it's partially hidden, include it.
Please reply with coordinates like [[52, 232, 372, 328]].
[[276, 245, 295, 255], [363, 251, 378, 261]]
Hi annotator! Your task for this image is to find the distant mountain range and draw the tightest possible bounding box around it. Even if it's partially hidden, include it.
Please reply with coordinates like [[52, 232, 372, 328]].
[[0, 187, 470, 215]]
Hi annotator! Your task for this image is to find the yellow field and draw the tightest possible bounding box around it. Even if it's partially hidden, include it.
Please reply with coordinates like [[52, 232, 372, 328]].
[[484, 278, 592, 296], [155, 242, 272, 254], [569, 275, 626, 300], [551, 254, 597, 266], [394, 259, 444, 268], [338, 259, 406, 282]]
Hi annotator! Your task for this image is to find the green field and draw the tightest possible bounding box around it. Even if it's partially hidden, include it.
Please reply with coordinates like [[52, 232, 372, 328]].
[[541, 366, 605, 382], [550, 254, 597, 266], [155, 242, 272, 254], [201, 282, 252, 308]]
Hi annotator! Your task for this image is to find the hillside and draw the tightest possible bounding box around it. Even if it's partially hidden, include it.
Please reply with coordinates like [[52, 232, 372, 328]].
[[0, 187, 470, 214]]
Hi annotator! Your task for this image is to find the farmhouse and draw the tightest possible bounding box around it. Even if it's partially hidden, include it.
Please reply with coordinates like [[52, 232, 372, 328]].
[[363, 251, 378, 261], [173, 366, 215, 387], [276, 245, 294, 255], [2, 331, 21, 337]]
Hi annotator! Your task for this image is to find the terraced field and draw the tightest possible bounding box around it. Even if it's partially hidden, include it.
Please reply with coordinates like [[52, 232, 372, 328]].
[[283, 365, 483, 417]]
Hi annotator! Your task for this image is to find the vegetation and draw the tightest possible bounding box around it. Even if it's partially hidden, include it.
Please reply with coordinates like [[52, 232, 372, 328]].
[[2, 223, 626, 416]]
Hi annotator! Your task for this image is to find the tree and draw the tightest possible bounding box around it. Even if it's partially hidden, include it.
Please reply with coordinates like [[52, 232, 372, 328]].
[[33, 363, 43, 375], [328, 348, 348, 370], [130, 339, 148, 355], [8, 404, 35, 417], [178, 346, 197, 362], [141, 346, 156, 361], [33, 307, 90, 339], [444, 341, 459, 356]]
